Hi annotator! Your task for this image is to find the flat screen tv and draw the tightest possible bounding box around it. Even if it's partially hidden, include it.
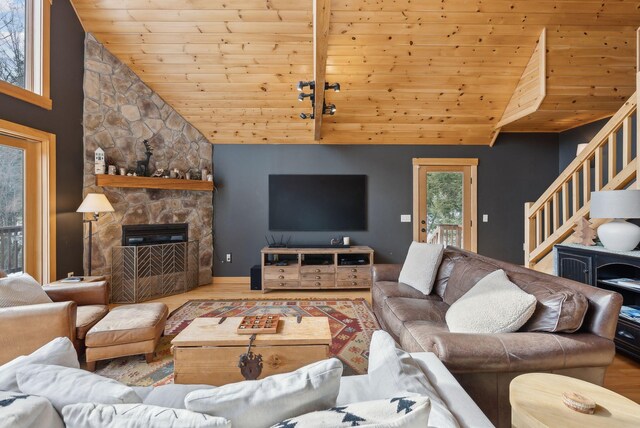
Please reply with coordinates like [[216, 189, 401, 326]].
[[269, 175, 367, 231]]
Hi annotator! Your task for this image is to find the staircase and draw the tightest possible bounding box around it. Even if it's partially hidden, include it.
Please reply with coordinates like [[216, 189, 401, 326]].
[[524, 92, 638, 269]]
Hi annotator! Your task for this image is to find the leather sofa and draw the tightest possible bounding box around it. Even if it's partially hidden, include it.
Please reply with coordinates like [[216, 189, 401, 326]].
[[0, 281, 109, 365], [372, 247, 622, 427]]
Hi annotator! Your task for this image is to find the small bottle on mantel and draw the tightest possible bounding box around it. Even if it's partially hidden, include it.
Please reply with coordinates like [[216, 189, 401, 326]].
[[201, 168, 208, 181]]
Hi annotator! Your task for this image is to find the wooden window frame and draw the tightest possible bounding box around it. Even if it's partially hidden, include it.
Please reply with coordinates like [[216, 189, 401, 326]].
[[0, 0, 51, 110], [0, 119, 56, 282], [412, 158, 478, 252]]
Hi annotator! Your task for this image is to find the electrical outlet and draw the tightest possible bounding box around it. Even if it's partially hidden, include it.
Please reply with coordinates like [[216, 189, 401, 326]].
[[67, 272, 74, 278], [226, 253, 232, 263], [482, 214, 489, 223], [400, 214, 411, 223]]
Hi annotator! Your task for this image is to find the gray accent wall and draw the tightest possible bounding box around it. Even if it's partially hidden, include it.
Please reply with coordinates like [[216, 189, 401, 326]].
[[0, 0, 85, 278], [212, 133, 559, 277]]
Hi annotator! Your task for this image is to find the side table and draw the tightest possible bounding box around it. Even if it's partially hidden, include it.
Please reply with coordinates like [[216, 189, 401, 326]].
[[49, 275, 106, 285], [510, 373, 640, 427]]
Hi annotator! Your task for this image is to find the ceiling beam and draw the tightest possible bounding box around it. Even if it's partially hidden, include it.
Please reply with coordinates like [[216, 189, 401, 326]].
[[313, 0, 330, 141]]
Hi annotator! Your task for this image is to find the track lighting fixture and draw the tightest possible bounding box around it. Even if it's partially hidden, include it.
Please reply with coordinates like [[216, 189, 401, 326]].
[[324, 103, 336, 115], [325, 82, 340, 92], [297, 81, 314, 91], [296, 79, 340, 119]]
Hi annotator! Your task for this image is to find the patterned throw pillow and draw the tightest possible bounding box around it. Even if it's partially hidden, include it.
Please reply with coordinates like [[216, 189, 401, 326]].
[[0, 390, 64, 428], [62, 403, 230, 428], [0, 273, 52, 308], [270, 396, 430, 428]]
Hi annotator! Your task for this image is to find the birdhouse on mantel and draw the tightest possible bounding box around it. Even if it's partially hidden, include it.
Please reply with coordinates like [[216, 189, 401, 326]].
[[94, 147, 105, 175]]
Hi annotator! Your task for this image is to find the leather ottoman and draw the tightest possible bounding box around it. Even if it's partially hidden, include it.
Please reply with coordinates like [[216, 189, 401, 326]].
[[85, 302, 168, 371]]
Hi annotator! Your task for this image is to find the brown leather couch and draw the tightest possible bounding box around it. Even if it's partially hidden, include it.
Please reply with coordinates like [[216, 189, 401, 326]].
[[372, 247, 622, 428], [0, 281, 109, 365]]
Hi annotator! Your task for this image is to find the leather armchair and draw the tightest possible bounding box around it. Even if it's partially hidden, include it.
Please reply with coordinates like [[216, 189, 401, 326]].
[[0, 281, 109, 365]]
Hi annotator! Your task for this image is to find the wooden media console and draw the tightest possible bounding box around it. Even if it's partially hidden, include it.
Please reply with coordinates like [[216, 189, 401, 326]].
[[260, 246, 374, 292]]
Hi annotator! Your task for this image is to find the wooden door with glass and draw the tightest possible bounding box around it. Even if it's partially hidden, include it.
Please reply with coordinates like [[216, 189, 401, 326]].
[[412, 159, 477, 251], [0, 132, 49, 281]]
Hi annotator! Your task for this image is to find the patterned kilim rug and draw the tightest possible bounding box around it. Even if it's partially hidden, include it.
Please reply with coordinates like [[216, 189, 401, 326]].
[[95, 298, 380, 386]]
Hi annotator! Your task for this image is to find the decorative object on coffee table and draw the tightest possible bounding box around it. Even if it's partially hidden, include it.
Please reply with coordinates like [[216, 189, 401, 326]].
[[237, 315, 280, 334], [510, 373, 640, 427], [171, 316, 331, 386], [77, 193, 114, 276], [561, 391, 596, 414]]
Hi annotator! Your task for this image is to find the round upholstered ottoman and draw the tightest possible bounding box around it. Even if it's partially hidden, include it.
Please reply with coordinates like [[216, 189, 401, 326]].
[[84, 302, 168, 371]]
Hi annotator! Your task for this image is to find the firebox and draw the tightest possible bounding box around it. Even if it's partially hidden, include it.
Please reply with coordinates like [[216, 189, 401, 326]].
[[122, 223, 188, 246]]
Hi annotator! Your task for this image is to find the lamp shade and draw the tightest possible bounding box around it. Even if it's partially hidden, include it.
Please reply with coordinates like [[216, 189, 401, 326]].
[[576, 143, 589, 156], [77, 193, 114, 214], [590, 190, 640, 219]]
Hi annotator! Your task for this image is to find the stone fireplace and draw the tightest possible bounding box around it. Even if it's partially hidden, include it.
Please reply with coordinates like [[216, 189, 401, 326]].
[[82, 34, 213, 285]]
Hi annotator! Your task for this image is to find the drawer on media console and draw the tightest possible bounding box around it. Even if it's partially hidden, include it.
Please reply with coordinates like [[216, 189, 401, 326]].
[[337, 267, 372, 281], [263, 280, 300, 289], [301, 280, 336, 288], [300, 265, 336, 274], [301, 272, 336, 281], [264, 267, 299, 280], [337, 280, 372, 288], [615, 319, 640, 351]]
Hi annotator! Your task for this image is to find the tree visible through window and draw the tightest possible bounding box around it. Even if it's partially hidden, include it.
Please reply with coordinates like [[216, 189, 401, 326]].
[[0, 0, 26, 89], [426, 172, 463, 236]]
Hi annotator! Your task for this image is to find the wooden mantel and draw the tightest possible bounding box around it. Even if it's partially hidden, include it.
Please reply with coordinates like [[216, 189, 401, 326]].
[[96, 174, 214, 191]]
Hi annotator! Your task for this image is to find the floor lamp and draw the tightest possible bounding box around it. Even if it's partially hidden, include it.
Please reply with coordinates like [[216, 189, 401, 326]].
[[77, 193, 114, 276]]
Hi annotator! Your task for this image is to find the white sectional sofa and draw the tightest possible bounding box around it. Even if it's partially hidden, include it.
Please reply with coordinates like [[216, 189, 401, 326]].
[[0, 333, 493, 428]]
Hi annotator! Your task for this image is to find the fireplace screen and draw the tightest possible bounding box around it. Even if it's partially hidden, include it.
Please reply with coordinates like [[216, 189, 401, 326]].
[[111, 240, 199, 303]]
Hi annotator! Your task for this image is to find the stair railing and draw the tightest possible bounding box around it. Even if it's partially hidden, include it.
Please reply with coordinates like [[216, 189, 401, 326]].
[[524, 93, 638, 266]]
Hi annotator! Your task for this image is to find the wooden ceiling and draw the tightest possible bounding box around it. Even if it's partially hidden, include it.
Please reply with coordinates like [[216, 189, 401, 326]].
[[70, 0, 640, 145]]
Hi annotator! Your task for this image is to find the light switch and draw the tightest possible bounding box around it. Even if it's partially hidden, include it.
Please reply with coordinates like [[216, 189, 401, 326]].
[[482, 214, 489, 222], [401, 214, 412, 223]]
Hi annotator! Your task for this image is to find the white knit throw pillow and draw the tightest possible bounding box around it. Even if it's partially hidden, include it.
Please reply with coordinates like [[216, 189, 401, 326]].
[[446, 269, 537, 333]]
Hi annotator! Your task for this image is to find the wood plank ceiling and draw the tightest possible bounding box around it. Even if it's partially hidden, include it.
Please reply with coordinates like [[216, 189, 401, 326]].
[[70, 0, 640, 145]]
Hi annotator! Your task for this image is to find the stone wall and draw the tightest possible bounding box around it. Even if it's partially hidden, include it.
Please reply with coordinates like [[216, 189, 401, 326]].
[[82, 34, 213, 285]]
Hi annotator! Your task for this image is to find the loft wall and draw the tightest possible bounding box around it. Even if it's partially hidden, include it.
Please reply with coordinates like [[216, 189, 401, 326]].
[[0, 0, 85, 278], [212, 134, 559, 277], [558, 118, 610, 172]]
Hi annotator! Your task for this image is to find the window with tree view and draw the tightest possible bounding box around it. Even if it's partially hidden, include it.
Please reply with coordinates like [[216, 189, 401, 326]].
[[426, 172, 464, 248], [0, 0, 26, 88], [0, 0, 44, 95]]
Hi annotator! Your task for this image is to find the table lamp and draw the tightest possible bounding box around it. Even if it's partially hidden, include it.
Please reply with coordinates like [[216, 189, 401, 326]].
[[590, 190, 640, 252], [77, 193, 114, 275]]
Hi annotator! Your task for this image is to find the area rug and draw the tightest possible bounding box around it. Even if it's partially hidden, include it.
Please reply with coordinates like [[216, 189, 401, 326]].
[[95, 298, 380, 386]]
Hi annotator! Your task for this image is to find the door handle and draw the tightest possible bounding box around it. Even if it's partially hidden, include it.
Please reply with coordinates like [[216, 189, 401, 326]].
[[617, 330, 635, 340]]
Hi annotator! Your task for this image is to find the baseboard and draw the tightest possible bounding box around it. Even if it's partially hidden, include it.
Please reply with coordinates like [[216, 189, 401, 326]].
[[212, 276, 250, 285]]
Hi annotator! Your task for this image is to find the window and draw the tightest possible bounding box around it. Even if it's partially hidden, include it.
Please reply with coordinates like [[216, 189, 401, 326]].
[[0, 0, 50, 109], [412, 158, 478, 252], [0, 119, 56, 283]]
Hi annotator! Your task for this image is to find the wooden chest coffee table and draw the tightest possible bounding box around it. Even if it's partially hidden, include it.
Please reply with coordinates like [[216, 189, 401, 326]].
[[171, 316, 332, 385]]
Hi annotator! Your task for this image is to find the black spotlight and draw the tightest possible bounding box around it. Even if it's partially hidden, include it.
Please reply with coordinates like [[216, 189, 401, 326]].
[[297, 81, 314, 91], [325, 82, 340, 92]]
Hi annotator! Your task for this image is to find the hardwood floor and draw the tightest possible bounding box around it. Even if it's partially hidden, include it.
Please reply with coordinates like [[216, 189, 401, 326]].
[[147, 281, 640, 404]]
